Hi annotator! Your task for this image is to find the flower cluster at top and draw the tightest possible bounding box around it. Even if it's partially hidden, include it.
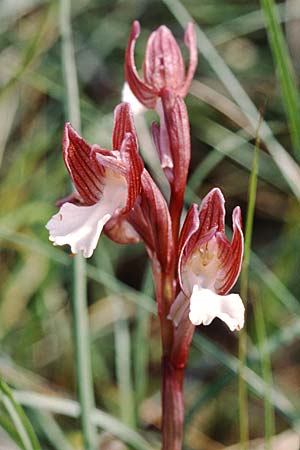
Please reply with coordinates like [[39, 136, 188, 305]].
[[46, 21, 245, 336]]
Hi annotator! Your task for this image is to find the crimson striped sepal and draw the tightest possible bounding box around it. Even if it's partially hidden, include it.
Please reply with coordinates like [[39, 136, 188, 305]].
[[62, 103, 143, 215], [125, 21, 197, 110], [152, 90, 190, 195], [63, 123, 105, 205], [127, 170, 174, 274], [178, 188, 244, 295]]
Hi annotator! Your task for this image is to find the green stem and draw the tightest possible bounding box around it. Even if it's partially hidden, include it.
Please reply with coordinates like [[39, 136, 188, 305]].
[[59, 1, 96, 449], [253, 295, 275, 449], [238, 110, 261, 449]]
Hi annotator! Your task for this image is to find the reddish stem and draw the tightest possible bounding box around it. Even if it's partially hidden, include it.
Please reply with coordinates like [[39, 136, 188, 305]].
[[169, 188, 184, 253], [162, 357, 185, 450]]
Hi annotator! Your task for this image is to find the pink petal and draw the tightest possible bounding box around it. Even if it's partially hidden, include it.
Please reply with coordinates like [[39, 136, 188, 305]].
[[143, 25, 185, 92], [125, 21, 157, 109], [178, 204, 199, 291], [112, 102, 137, 151], [118, 132, 144, 212], [198, 187, 225, 236], [63, 123, 105, 205], [215, 206, 244, 295]]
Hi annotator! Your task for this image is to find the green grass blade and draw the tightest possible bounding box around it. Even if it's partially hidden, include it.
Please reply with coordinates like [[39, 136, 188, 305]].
[[134, 264, 153, 419], [192, 335, 297, 424], [99, 246, 136, 428], [185, 371, 234, 427], [238, 112, 261, 449], [59, 0, 96, 448], [0, 379, 41, 450], [253, 295, 276, 448], [13, 391, 154, 450], [33, 411, 74, 450], [261, 0, 300, 158], [0, 412, 25, 449], [0, 3, 55, 101], [208, 2, 300, 46]]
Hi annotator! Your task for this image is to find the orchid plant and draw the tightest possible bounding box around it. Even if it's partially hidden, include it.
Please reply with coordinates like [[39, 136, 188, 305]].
[[47, 20, 245, 450]]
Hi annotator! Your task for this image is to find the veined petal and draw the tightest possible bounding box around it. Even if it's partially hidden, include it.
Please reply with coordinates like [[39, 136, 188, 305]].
[[46, 170, 127, 258], [112, 102, 138, 151], [143, 25, 185, 92], [178, 204, 199, 292], [215, 206, 244, 294], [92, 133, 143, 214], [189, 286, 244, 331], [63, 123, 105, 205], [125, 21, 157, 109], [119, 133, 144, 212], [198, 187, 225, 236]]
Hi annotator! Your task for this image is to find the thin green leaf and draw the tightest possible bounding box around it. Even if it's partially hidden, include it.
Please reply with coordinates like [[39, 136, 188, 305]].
[[98, 245, 137, 428], [253, 295, 276, 448], [13, 391, 155, 450], [238, 112, 261, 448], [185, 371, 234, 427], [0, 379, 42, 450], [59, 0, 96, 446], [261, 0, 300, 157], [192, 334, 297, 425], [32, 411, 74, 450]]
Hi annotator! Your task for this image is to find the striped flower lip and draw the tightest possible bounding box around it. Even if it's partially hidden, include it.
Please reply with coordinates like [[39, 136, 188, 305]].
[[125, 21, 197, 109], [169, 188, 244, 331], [46, 103, 143, 258]]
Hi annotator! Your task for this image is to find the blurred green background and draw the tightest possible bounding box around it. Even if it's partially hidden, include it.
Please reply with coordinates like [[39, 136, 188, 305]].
[[1, 0, 300, 449]]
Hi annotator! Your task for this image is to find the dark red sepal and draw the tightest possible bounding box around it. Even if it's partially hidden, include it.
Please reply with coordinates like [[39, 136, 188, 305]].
[[125, 21, 158, 109], [215, 206, 244, 294], [128, 170, 174, 272], [63, 123, 105, 205]]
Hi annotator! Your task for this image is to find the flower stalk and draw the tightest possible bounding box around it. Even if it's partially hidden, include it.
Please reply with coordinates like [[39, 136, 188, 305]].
[[48, 19, 245, 450]]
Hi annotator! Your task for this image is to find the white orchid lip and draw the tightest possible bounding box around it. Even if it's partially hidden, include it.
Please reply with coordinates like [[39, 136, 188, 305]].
[[189, 285, 245, 331], [46, 169, 127, 258]]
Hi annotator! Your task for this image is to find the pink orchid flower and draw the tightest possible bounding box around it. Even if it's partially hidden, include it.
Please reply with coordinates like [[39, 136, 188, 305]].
[[46, 103, 143, 258], [125, 21, 197, 109], [169, 188, 244, 331]]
